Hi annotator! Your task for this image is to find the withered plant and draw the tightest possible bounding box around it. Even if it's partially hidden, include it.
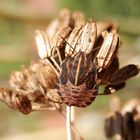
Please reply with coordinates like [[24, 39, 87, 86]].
[[105, 97, 140, 140], [0, 8, 139, 140]]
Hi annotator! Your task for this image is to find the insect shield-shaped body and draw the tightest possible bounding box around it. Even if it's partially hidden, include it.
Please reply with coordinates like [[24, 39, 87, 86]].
[[57, 19, 98, 107], [58, 53, 98, 107]]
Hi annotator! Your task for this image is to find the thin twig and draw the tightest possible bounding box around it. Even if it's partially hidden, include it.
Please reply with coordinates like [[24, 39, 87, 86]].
[[55, 105, 84, 140], [71, 106, 76, 140], [66, 106, 72, 140]]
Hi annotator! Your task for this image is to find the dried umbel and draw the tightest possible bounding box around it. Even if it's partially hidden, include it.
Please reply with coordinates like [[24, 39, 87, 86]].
[[10, 60, 57, 92], [0, 7, 139, 140], [4, 60, 62, 114], [35, 8, 86, 68], [0, 8, 139, 112], [57, 17, 139, 107], [65, 19, 96, 57], [104, 99, 140, 140]]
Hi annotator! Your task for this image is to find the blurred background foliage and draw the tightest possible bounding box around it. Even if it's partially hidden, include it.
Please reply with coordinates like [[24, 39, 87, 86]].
[[0, 0, 139, 140]]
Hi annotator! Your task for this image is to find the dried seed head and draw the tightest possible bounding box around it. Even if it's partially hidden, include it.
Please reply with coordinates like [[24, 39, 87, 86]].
[[122, 99, 140, 115], [31, 61, 58, 89], [0, 87, 32, 114], [35, 30, 51, 58], [104, 113, 115, 138], [104, 98, 140, 140], [65, 26, 83, 56], [96, 31, 119, 69], [123, 112, 135, 140], [80, 18, 97, 54], [65, 19, 97, 57], [113, 112, 124, 137], [53, 27, 72, 49], [12, 91, 32, 114], [10, 61, 57, 92], [46, 8, 72, 41], [36, 8, 86, 61]]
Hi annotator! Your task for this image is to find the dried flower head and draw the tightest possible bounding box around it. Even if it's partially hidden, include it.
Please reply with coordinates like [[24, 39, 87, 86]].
[[10, 61, 57, 91], [8, 60, 62, 114], [104, 98, 140, 140]]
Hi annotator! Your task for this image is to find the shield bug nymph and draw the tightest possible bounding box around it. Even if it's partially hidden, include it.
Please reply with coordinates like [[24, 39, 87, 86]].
[[58, 52, 98, 107]]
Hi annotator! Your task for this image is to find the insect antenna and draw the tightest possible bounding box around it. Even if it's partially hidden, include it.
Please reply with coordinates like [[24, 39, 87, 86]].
[[60, 36, 78, 56]]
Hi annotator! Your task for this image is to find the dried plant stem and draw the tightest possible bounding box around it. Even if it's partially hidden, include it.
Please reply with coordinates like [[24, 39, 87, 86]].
[[55, 105, 84, 140], [56, 47, 62, 63], [66, 105, 72, 140], [50, 57, 61, 72], [33, 104, 83, 140], [71, 106, 76, 140]]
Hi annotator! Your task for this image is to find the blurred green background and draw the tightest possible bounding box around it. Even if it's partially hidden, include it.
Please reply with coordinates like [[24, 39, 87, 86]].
[[0, 0, 140, 140]]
